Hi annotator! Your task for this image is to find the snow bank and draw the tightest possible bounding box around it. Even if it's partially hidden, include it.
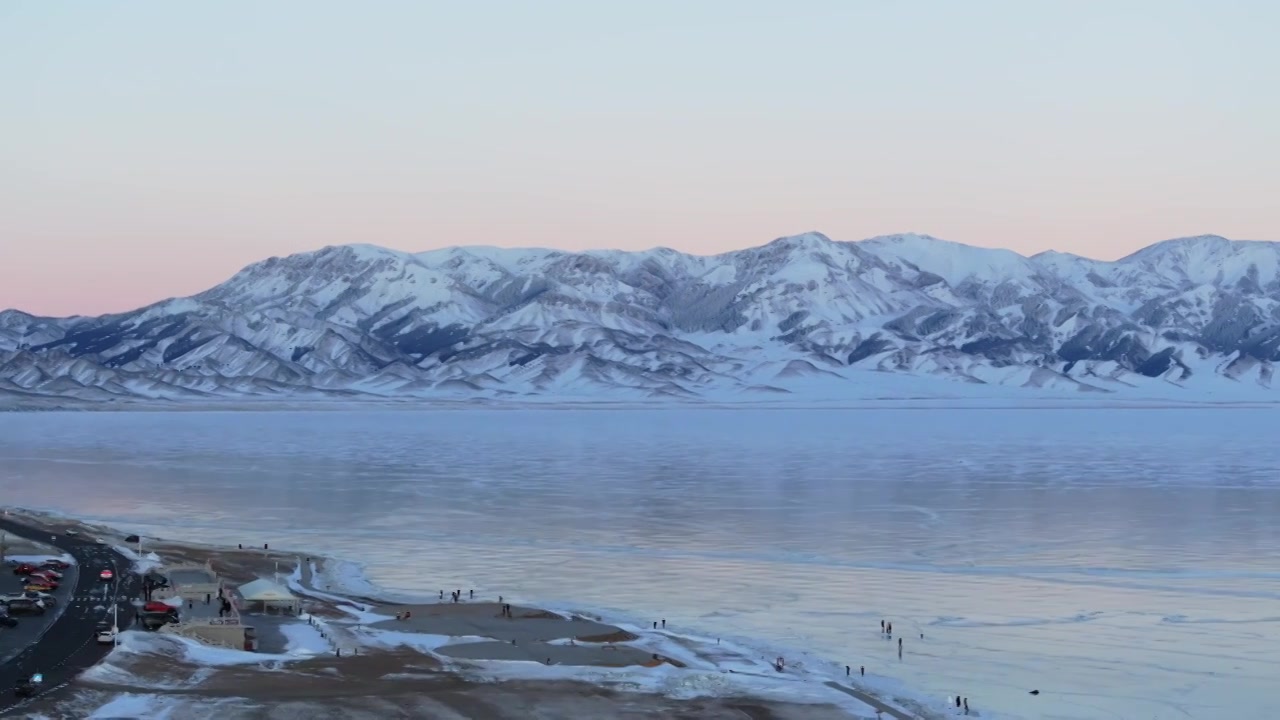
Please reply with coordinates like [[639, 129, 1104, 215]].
[[87, 694, 177, 719], [299, 555, 912, 716], [5, 553, 75, 565], [285, 561, 374, 611], [297, 556, 425, 605], [86, 693, 244, 719], [112, 545, 163, 574], [465, 657, 879, 715], [354, 628, 492, 654], [280, 621, 332, 656], [99, 630, 303, 667]]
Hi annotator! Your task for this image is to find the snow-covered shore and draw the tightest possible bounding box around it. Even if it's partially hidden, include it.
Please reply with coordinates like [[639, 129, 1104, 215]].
[[1, 508, 971, 719]]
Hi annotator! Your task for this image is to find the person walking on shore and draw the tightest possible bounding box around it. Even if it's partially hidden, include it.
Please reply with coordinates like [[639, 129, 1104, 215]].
[[898, 637, 902, 658], [880, 620, 885, 633]]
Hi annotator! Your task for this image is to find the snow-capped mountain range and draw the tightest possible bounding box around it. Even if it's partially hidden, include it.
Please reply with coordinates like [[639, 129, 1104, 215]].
[[3, 232, 1280, 404]]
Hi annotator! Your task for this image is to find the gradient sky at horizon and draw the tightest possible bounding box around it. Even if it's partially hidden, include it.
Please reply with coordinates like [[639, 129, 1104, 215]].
[[3, 0, 1278, 316]]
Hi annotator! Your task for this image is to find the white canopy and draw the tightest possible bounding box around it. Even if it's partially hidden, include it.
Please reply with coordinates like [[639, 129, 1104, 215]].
[[238, 579, 296, 602]]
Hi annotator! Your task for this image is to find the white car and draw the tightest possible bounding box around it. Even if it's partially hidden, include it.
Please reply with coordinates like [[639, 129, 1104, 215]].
[[96, 628, 117, 644], [65, 529, 78, 536]]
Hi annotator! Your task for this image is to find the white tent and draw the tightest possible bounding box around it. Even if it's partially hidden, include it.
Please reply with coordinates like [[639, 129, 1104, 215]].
[[237, 578, 299, 614]]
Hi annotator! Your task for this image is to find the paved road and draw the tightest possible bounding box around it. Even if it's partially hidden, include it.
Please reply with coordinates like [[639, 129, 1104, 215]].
[[0, 517, 141, 716]]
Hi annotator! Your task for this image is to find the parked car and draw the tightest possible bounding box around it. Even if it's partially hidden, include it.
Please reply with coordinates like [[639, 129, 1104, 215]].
[[143, 600, 174, 614], [96, 628, 118, 644], [6, 599, 45, 616], [0, 616, 17, 628], [24, 582, 57, 593], [42, 559, 71, 570], [21, 591, 56, 606], [124, 534, 140, 543], [64, 529, 78, 536], [12, 563, 38, 576], [32, 568, 62, 579]]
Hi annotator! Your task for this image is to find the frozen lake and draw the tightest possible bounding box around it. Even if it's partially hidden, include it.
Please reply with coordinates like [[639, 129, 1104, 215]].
[[1, 406, 1278, 719]]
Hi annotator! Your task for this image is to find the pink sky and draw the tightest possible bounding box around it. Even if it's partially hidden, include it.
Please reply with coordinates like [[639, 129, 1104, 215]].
[[3, 1, 1277, 317]]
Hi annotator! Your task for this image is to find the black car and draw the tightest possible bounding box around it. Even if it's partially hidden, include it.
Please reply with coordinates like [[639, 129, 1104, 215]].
[[0, 616, 16, 628], [14, 673, 41, 697], [125, 534, 140, 543]]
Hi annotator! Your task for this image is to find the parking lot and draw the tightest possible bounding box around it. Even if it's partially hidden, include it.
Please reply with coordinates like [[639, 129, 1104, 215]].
[[0, 553, 77, 664]]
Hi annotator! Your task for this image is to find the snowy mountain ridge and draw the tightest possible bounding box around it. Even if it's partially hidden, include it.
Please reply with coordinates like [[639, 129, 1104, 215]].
[[4, 231, 1280, 404]]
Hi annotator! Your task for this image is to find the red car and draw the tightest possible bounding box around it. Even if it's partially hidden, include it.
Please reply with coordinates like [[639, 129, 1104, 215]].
[[99, 569, 114, 582], [13, 563, 38, 576]]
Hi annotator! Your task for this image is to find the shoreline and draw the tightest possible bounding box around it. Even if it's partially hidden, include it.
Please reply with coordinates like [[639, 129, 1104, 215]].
[[5, 392, 1280, 415], [4, 508, 946, 720]]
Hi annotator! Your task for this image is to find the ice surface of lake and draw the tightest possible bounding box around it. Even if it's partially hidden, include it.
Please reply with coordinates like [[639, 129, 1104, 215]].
[[1, 406, 1278, 719]]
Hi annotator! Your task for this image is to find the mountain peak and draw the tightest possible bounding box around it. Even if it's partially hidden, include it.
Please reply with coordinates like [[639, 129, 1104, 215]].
[[858, 233, 1036, 285], [764, 231, 836, 250], [1121, 234, 1232, 260]]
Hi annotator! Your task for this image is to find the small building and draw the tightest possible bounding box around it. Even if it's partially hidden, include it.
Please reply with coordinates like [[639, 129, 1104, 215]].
[[164, 562, 222, 600], [237, 578, 299, 614]]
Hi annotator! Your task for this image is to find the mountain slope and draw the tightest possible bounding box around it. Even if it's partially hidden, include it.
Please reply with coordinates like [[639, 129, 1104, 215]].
[[4, 232, 1280, 403]]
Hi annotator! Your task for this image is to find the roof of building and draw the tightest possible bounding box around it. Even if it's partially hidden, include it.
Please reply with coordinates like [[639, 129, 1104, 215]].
[[237, 578, 296, 602]]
